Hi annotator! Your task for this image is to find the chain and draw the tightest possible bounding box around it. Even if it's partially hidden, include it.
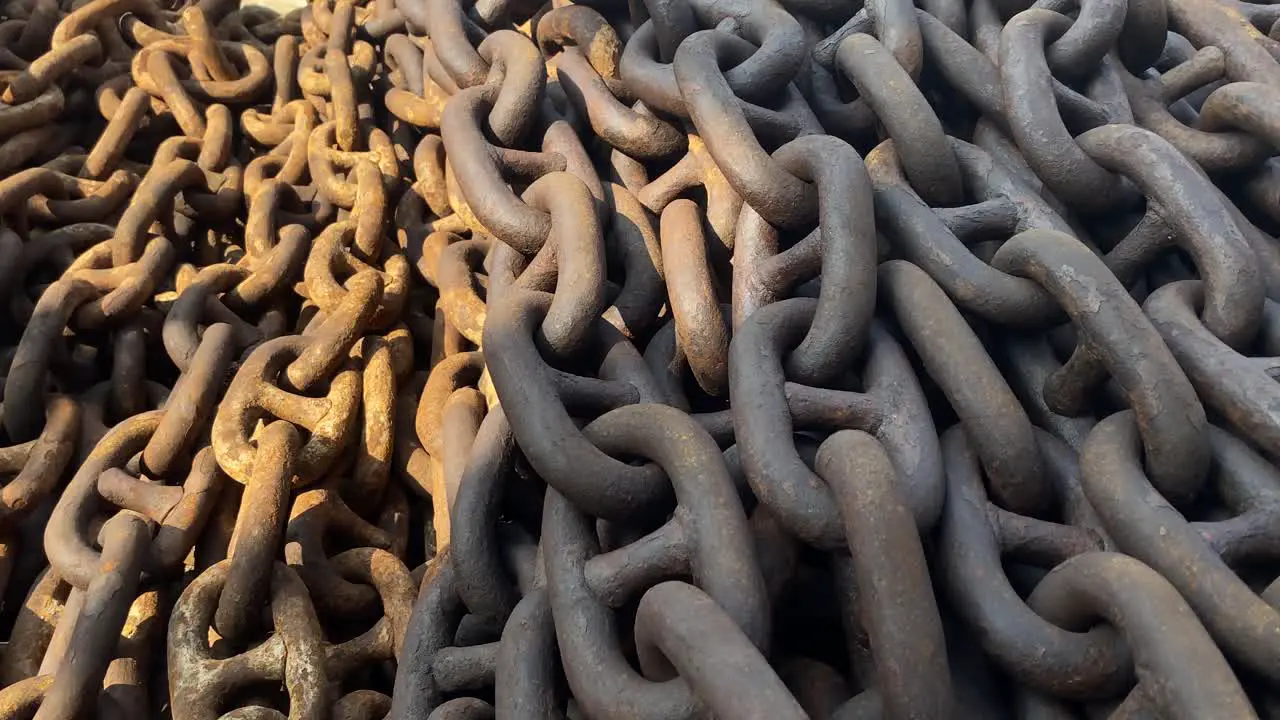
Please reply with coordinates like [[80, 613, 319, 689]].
[[3, 0, 1280, 715]]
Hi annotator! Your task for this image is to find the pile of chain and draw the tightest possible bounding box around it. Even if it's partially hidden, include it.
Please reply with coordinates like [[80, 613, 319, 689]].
[[4, 0, 1280, 715]]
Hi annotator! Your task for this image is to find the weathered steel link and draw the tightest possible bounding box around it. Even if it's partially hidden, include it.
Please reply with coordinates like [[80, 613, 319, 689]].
[[4, 0, 1280, 713], [938, 427, 1128, 699], [631, 581, 806, 719], [734, 134, 878, 387], [578, 403, 767, 632], [169, 561, 328, 720], [991, 228, 1211, 503], [868, 136, 1073, 327], [28, 510, 150, 720], [1081, 412, 1280, 685], [730, 297, 943, 547], [999, 9, 1138, 214], [813, 430, 952, 716], [1078, 123, 1265, 349], [881, 260, 1049, 515], [1027, 552, 1256, 717]]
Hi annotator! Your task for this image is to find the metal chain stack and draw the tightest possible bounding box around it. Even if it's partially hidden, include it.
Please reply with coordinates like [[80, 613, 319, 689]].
[[1, 0, 1280, 715]]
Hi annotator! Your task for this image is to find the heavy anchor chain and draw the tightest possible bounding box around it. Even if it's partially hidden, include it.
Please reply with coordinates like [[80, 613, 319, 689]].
[[5, 0, 1280, 716]]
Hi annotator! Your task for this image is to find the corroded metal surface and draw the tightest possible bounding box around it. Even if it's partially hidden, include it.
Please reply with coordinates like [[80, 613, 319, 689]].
[[2, 0, 1280, 716]]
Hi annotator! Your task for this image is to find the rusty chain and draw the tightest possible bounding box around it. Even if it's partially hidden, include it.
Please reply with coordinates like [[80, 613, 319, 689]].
[[1, 0, 1280, 716]]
